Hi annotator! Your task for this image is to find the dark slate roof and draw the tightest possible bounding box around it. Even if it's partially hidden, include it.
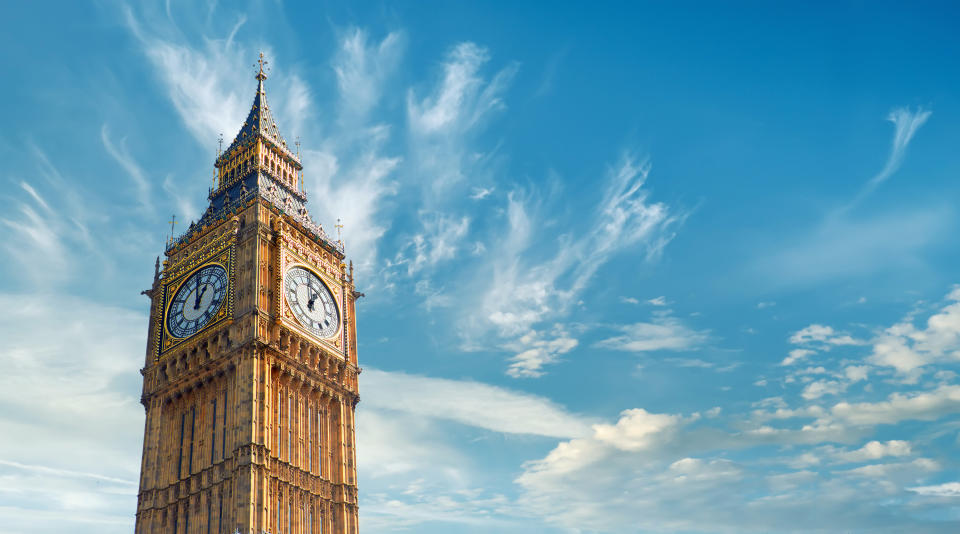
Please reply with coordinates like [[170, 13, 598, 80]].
[[216, 75, 301, 169]]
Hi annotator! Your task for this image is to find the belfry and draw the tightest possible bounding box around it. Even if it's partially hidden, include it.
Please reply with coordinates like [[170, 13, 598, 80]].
[[135, 55, 361, 534]]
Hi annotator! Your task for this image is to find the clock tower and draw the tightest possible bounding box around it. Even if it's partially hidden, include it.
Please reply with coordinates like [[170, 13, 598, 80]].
[[135, 56, 361, 534]]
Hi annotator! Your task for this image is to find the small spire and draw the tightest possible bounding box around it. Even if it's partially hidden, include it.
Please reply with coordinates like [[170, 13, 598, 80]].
[[167, 214, 177, 245], [335, 218, 344, 243]]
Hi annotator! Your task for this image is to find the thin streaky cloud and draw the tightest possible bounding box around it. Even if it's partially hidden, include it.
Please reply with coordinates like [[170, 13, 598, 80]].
[[839, 106, 931, 215], [0, 459, 136, 486], [100, 124, 153, 215]]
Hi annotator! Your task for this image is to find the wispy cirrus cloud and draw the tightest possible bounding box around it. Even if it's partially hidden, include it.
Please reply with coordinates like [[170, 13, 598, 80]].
[[333, 28, 405, 123], [755, 107, 941, 288], [0, 294, 145, 532], [122, 7, 252, 146], [596, 314, 709, 354], [465, 155, 681, 377], [361, 368, 592, 438], [844, 107, 932, 212], [0, 148, 105, 287], [100, 124, 153, 215]]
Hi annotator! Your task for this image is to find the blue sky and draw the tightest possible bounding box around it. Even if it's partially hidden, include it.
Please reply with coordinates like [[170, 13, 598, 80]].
[[3, 1, 960, 532]]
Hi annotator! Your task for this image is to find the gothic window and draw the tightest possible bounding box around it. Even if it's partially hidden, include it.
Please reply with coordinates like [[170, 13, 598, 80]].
[[210, 397, 217, 464], [307, 402, 312, 471], [222, 386, 228, 459], [288, 394, 293, 462], [178, 412, 186, 478], [277, 388, 283, 460], [318, 409, 323, 477], [188, 406, 196, 473]]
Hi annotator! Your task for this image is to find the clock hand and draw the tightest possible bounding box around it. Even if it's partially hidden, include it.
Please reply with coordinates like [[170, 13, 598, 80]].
[[194, 285, 208, 310], [192, 278, 202, 308], [307, 287, 318, 312]]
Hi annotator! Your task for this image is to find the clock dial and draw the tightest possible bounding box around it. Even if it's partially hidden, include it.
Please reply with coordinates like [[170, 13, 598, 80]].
[[166, 264, 228, 338], [285, 266, 339, 338]]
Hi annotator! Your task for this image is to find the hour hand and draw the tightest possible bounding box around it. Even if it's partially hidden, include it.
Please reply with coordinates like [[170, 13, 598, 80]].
[[194, 285, 208, 309]]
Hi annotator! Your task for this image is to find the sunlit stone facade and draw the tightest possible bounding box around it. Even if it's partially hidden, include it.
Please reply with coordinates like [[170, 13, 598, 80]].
[[135, 56, 361, 534]]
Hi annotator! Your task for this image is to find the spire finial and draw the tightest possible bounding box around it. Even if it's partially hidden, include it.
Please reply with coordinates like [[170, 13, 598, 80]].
[[256, 52, 269, 82], [336, 218, 344, 243], [167, 214, 177, 245]]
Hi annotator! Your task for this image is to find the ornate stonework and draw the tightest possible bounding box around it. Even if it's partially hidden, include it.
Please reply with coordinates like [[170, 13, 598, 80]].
[[136, 57, 361, 534]]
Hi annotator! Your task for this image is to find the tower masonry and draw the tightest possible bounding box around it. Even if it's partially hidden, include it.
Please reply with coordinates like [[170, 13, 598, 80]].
[[135, 55, 361, 534]]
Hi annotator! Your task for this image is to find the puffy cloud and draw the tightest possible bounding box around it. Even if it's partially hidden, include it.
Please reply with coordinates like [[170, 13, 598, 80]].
[[868, 289, 960, 373], [781, 348, 815, 366], [832, 440, 912, 463], [830, 385, 960, 426], [801, 379, 846, 400], [789, 324, 861, 347], [514, 407, 945, 533]]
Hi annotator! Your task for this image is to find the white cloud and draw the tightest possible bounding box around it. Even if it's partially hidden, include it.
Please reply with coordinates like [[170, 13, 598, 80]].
[[593, 409, 681, 451], [0, 150, 105, 287], [756, 108, 941, 288], [845, 107, 932, 210], [469, 155, 679, 376], [909, 482, 960, 497], [782, 348, 815, 366], [407, 42, 517, 194], [868, 288, 960, 373], [801, 379, 845, 400], [360, 369, 592, 438], [830, 385, 960, 426], [124, 9, 249, 145], [513, 399, 952, 533], [402, 212, 471, 275], [596, 315, 708, 353], [469, 186, 494, 200], [647, 296, 668, 306], [789, 324, 861, 347], [306, 29, 407, 277], [0, 294, 145, 533], [333, 28, 404, 123], [831, 440, 912, 463], [100, 124, 153, 215], [505, 327, 579, 379]]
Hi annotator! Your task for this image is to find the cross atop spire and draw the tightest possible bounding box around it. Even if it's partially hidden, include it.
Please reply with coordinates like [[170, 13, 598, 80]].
[[256, 52, 269, 81]]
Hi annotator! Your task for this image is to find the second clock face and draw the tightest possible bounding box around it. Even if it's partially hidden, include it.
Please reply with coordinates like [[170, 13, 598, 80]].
[[285, 266, 339, 338], [167, 264, 228, 338]]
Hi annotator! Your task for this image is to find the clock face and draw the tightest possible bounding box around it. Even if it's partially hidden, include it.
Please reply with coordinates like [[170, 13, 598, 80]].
[[284, 266, 339, 338], [166, 264, 228, 338]]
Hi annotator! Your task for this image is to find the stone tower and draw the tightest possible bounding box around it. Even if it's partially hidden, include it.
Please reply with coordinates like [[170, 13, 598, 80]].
[[135, 55, 361, 534]]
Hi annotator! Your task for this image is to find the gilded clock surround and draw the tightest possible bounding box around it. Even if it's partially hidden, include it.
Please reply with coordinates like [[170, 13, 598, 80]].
[[135, 57, 361, 534], [283, 263, 342, 340], [153, 223, 238, 359]]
